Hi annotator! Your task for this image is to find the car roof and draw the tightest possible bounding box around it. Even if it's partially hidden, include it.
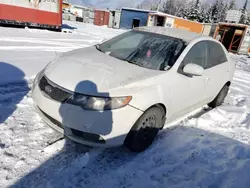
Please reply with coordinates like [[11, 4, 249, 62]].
[[134, 26, 208, 43]]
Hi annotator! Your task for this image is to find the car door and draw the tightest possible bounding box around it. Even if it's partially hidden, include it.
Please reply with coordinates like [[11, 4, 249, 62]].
[[203, 41, 229, 102], [170, 41, 210, 120]]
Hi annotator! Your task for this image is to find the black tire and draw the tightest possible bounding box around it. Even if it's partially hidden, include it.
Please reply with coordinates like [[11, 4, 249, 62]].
[[125, 106, 165, 152], [208, 84, 229, 108]]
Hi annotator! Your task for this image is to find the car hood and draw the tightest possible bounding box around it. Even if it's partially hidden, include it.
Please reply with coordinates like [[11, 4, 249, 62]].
[[44, 47, 163, 96]]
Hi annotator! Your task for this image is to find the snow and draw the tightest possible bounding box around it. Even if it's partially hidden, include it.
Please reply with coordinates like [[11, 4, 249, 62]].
[[0, 21, 123, 83], [0, 21, 250, 188]]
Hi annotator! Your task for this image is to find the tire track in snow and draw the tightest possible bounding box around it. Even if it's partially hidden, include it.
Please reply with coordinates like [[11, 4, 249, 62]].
[[0, 46, 88, 52], [233, 77, 250, 84], [232, 80, 250, 90], [0, 81, 28, 88], [0, 85, 29, 95], [0, 37, 95, 47], [231, 70, 250, 97], [0, 36, 101, 53]]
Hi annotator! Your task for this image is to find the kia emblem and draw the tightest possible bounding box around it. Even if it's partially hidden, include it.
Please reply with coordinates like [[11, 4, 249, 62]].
[[45, 85, 52, 94]]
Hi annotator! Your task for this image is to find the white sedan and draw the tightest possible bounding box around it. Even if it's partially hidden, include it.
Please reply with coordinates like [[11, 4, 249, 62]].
[[32, 26, 235, 152]]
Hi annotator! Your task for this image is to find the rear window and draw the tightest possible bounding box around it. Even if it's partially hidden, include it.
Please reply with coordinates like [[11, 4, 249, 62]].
[[98, 30, 186, 70], [207, 41, 227, 68]]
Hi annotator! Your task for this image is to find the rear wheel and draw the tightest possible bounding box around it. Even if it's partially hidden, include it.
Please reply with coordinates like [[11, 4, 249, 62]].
[[125, 106, 165, 152], [208, 84, 229, 108]]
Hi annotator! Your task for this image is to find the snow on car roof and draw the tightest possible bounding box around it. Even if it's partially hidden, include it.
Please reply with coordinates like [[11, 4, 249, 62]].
[[135, 26, 204, 43]]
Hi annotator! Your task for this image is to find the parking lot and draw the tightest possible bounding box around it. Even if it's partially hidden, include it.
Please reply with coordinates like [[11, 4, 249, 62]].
[[1, 21, 250, 188]]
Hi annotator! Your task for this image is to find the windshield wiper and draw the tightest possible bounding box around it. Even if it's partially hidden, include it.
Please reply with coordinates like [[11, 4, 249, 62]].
[[109, 55, 142, 67], [95, 44, 103, 53], [126, 60, 144, 68]]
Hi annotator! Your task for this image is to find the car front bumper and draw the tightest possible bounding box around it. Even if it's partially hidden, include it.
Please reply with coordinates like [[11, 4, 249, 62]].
[[32, 83, 143, 147]]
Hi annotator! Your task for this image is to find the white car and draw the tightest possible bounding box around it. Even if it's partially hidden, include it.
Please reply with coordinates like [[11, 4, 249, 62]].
[[32, 27, 235, 152]]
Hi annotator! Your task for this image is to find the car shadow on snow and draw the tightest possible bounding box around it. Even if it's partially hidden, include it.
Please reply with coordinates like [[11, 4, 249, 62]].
[[12, 95, 250, 188], [0, 62, 29, 124], [11, 126, 250, 188]]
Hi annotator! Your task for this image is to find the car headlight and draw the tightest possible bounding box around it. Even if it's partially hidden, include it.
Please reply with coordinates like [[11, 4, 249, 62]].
[[67, 94, 132, 111]]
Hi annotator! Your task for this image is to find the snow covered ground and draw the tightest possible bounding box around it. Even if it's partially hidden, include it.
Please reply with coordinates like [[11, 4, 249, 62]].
[[0, 21, 250, 188]]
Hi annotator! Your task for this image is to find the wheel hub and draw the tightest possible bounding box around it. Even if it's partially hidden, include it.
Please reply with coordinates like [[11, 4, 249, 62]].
[[141, 115, 157, 141]]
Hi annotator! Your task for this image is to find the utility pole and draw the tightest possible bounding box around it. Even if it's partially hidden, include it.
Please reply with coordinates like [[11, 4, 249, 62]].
[[242, 0, 248, 13], [240, 0, 248, 24]]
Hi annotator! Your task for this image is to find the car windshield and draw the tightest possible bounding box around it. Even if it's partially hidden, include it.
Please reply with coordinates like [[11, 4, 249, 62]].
[[97, 30, 186, 71]]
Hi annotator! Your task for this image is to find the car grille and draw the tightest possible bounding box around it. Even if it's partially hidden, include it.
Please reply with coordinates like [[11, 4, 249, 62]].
[[39, 76, 72, 102], [71, 128, 105, 144]]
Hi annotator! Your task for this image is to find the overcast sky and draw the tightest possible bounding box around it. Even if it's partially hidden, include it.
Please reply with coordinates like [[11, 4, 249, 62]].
[[70, 0, 249, 9]]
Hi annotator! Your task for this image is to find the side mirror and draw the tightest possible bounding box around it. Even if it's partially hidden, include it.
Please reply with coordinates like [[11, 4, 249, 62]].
[[183, 63, 204, 76]]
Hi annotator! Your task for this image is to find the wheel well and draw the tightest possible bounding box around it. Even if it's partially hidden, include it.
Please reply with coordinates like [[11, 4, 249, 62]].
[[149, 103, 167, 130], [226, 81, 231, 86], [124, 103, 167, 145], [155, 103, 167, 115]]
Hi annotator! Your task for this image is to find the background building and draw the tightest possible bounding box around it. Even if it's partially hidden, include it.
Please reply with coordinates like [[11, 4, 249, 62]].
[[94, 9, 110, 26], [62, 3, 94, 23], [119, 8, 154, 29], [202, 23, 218, 37], [147, 12, 204, 34], [214, 23, 250, 55], [108, 10, 121, 29]]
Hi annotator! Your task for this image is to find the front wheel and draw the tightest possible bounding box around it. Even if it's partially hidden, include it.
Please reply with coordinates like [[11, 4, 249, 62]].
[[125, 106, 165, 152], [208, 84, 229, 108]]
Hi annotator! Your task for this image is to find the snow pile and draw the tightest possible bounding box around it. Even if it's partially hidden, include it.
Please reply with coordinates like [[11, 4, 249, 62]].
[[0, 21, 250, 188]]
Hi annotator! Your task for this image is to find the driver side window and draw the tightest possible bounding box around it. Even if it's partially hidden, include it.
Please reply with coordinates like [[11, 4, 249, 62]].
[[179, 41, 208, 72]]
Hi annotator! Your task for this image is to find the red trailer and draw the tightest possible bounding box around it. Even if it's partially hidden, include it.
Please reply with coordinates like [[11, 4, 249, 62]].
[[0, 0, 62, 31], [94, 9, 110, 26]]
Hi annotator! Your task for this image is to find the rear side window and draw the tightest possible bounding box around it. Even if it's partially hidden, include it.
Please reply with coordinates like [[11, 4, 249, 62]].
[[207, 41, 228, 68], [180, 41, 208, 71]]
